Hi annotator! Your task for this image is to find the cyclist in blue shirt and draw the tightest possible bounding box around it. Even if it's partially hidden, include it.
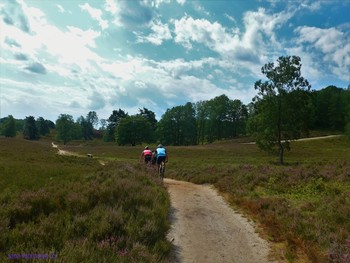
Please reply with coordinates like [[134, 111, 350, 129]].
[[156, 144, 168, 173]]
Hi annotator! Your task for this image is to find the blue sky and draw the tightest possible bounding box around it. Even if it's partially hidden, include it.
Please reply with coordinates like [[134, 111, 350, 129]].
[[1, 0, 349, 122]]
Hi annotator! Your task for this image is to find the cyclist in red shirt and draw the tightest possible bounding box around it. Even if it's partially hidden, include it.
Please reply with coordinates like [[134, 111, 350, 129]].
[[140, 146, 152, 166]]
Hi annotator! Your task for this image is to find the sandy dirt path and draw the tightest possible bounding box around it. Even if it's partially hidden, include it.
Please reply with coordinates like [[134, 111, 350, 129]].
[[51, 142, 275, 262], [165, 178, 276, 263], [51, 142, 76, 156], [242, 134, 341, 144]]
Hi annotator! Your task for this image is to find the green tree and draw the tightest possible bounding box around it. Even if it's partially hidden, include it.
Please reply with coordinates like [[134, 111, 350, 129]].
[[3, 115, 16, 137], [206, 95, 231, 142], [157, 103, 197, 146], [87, 111, 99, 129], [77, 116, 93, 140], [312, 86, 349, 131], [227, 99, 248, 138], [115, 115, 152, 146], [23, 116, 39, 140], [345, 123, 350, 140], [248, 56, 311, 164], [56, 114, 76, 144], [99, 119, 107, 130], [195, 100, 209, 144], [36, 117, 51, 136], [139, 107, 157, 130], [105, 109, 127, 142], [138, 107, 157, 142]]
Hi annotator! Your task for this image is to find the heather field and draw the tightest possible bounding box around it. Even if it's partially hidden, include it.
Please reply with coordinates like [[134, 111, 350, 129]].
[[1, 136, 350, 262], [0, 138, 170, 262], [64, 136, 350, 262]]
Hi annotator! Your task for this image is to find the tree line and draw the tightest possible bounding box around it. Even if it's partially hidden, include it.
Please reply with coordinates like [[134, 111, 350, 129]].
[[1, 56, 349, 162]]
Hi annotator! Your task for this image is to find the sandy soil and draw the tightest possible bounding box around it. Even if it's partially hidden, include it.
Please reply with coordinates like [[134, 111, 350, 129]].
[[51, 142, 75, 156], [165, 179, 277, 263]]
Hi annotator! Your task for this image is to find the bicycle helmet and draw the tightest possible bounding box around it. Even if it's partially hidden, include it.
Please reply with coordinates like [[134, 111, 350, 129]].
[[145, 146, 149, 149], [157, 144, 163, 148]]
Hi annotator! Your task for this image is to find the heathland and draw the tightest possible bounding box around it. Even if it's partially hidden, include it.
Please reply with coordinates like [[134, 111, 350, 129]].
[[1, 135, 350, 262]]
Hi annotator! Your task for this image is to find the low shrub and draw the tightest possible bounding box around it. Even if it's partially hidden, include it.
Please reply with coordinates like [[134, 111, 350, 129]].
[[0, 138, 171, 262]]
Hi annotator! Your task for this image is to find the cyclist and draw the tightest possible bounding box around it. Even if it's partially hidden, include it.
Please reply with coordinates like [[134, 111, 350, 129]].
[[151, 150, 157, 167], [140, 146, 152, 165], [156, 144, 168, 174]]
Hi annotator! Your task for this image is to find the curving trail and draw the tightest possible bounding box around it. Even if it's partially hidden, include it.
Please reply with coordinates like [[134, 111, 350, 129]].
[[165, 179, 277, 263], [51, 142, 276, 262]]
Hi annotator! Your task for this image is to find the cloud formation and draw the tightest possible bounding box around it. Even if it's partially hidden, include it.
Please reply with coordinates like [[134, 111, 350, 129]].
[[24, 62, 47, 74], [0, 0, 348, 122]]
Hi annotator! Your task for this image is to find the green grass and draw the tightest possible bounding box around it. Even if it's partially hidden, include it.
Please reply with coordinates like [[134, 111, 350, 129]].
[[0, 138, 171, 262]]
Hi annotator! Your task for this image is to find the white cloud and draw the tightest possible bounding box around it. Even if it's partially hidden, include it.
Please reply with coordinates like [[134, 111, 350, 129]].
[[145, 0, 170, 8], [56, 4, 65, 13], [1, 1, 102, 71], [194, 3, 210, 16], [173, 7, 293, 63], [106, 1, 153, 28], [296, 26, 344, 53], [105, 0, 118, 14], [224, 13, 237, 24], [173, 15, 239, 52], [135, 19, 172, 45], [89, 90, 107, 110], [242, 7, 293, 50], [295, 26, 350, 81], [141, 0, 186, 8], [299, 0, 322, 12], [79, 3, 108, 29]]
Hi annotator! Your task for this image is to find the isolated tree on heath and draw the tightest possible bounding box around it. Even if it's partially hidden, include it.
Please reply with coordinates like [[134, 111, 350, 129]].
[[248, 56, 311, 164]]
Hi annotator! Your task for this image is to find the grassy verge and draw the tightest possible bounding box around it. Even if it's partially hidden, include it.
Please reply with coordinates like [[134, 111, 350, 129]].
[[0, 138, 171, 262]]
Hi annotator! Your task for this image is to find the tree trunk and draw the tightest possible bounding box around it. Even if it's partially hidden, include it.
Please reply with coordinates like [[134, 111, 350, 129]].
[[279, 143, 284, 165]]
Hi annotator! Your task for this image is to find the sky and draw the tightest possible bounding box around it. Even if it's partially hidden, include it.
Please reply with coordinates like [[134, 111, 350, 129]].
[[1, 0, 349, 122]]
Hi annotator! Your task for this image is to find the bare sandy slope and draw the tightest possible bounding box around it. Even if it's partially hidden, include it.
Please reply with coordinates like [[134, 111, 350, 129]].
[[165, 179, 277, 263], [51, 142, 76, 156]]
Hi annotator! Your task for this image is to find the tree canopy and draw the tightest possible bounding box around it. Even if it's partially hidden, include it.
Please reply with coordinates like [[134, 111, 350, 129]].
[[105, 109, 127, 142], [56, 114, 81, 144], [248, 55, 311, 164], [115, 115, 152, 146], [157, 102, 197, 146], [23, 116, 39, 140], [2, 115, 16, 137]]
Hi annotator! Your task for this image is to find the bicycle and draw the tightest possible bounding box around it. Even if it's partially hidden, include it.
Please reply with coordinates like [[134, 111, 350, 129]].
[[158, 161, 165, 180]]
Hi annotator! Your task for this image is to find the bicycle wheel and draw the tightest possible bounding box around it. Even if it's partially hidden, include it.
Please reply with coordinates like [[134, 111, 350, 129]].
[[159, 161, 165, 180]]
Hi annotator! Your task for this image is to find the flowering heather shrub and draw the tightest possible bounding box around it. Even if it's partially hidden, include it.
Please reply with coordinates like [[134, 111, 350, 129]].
[[0, 138, 171, 262]]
